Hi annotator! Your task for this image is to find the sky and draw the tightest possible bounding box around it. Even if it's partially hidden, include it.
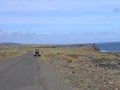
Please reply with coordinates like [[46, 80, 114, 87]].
[[0, 0, 120, 44]]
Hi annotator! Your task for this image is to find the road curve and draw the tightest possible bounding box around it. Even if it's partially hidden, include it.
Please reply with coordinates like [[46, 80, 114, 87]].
[[0, 52, 72, 90]]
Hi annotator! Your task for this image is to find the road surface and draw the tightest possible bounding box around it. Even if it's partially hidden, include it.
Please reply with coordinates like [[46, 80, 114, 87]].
[[0, 52, 72, 90]]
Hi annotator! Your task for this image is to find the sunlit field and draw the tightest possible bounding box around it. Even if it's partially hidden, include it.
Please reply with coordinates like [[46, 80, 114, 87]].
[[0, 44, 120, 90], [40, 45, 120, 90]]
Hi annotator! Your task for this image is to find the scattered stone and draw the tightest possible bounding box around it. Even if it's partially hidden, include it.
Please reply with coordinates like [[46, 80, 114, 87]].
[[109, 81, 114, 85], [115, 88, 119, 90]]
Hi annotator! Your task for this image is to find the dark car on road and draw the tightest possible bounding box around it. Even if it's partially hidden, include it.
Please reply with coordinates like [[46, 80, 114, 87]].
[[33, 49, 41, 57]]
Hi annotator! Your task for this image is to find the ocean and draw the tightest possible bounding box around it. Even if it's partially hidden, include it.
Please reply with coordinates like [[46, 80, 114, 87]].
[[54, 42, 120, 53], [95, 42, 120, 52]]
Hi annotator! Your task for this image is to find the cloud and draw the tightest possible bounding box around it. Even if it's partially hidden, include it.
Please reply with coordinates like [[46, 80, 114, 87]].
[[113, 8, 120, 13], [0, 0, 120, 44], [0, 32, 37, 43], [0, 29, 3, 33], [0, 31, 120, 44], [0, 15, 120, 24], [0, 0, 120, 12], [0, 0, 120, 26]]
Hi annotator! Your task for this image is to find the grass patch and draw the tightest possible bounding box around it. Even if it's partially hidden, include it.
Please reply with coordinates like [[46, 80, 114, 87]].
[[41, 45, 120, 90], [0, 45, 27, 60]]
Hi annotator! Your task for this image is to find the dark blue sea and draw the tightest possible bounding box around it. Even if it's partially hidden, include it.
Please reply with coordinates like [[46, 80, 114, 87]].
[[95, 42, 120, 52], [54, 42, 120, 52]]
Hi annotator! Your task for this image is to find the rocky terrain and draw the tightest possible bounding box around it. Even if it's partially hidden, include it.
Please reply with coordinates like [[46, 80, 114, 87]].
[[0, 45, 120, 90], [43, 46, 120, 90]]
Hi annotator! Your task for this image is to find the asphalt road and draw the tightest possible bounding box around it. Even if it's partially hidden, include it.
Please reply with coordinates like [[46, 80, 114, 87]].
[[0, 52, 72, 90]]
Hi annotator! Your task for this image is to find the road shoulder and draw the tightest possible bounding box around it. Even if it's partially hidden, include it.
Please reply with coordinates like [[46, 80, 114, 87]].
[[38, 58, 73, 90]]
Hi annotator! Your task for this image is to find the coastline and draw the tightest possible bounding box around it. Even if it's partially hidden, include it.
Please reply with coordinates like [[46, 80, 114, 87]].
[[42, 45, 120, 90], [0, 44, 120, 90]]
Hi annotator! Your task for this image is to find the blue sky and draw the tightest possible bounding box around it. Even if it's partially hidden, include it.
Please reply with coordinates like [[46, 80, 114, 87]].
[[0, 0, 120, 44]]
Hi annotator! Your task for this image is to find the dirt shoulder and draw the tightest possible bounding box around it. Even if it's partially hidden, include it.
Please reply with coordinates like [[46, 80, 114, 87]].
[[42, 46, 120, 90], [38, 57, 73, 90]]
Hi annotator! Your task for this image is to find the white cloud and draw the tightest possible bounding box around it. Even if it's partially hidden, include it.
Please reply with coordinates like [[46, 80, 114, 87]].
[[0, 0, 120, 44], [0, 31, 120, 44], [0, 0, 120, 25], [0, 0, 120, 12], [0, 15, 119, 24]]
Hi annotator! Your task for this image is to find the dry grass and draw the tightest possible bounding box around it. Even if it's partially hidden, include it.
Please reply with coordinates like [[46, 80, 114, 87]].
[[42, 45, 120, 90], [0, 45, 27, 60], [0, 44, 120, 90]]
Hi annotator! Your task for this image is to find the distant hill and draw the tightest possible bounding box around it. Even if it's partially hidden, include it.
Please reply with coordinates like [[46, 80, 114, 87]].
[[0, 42, 22, 46]]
